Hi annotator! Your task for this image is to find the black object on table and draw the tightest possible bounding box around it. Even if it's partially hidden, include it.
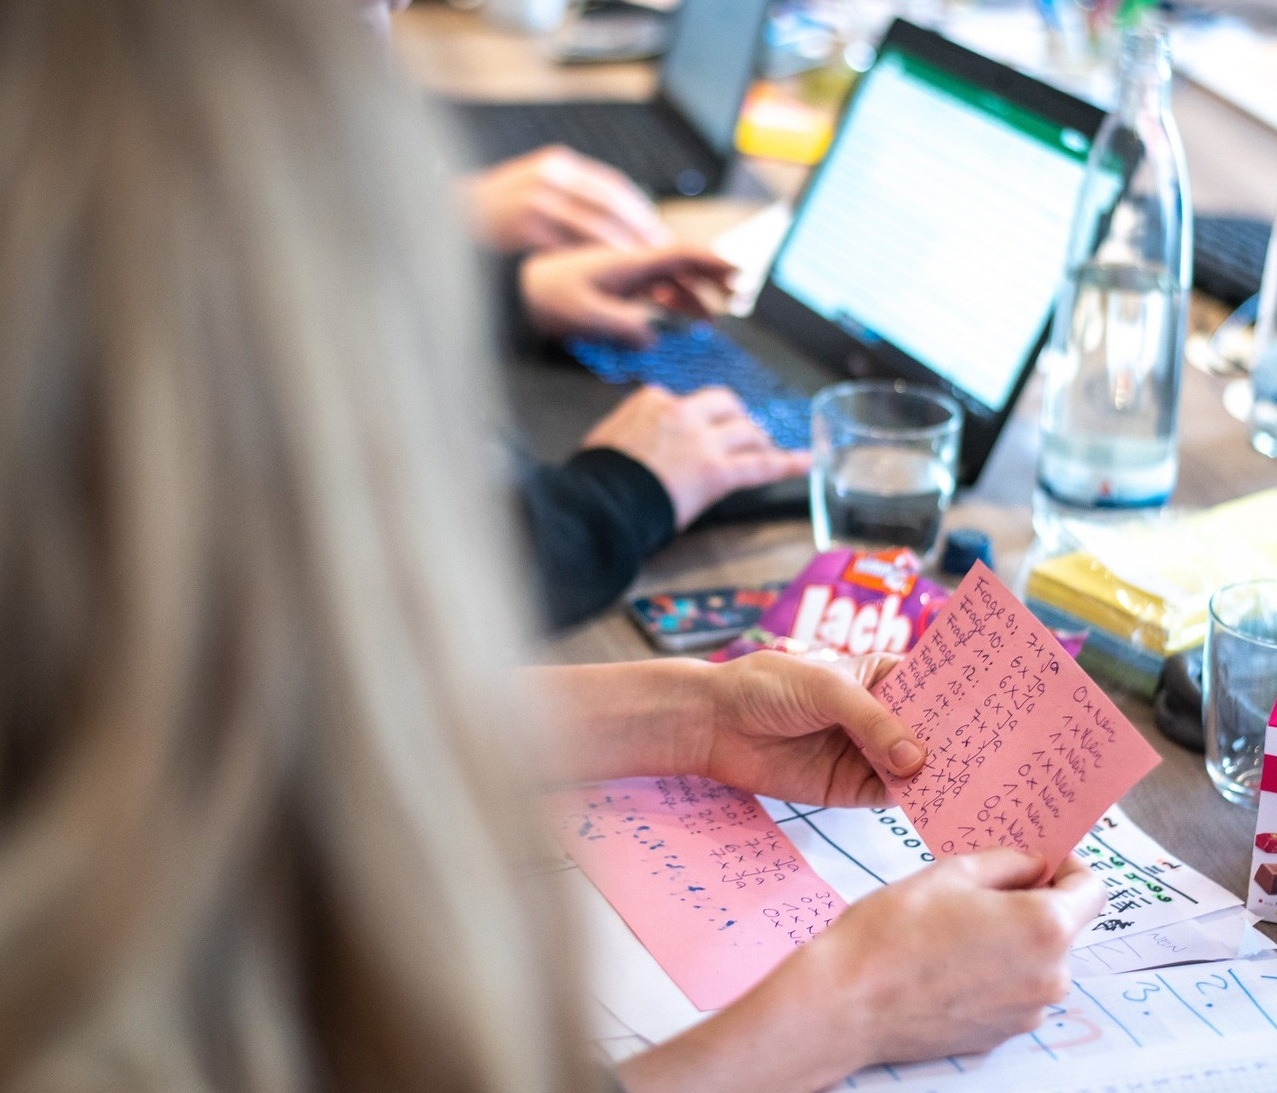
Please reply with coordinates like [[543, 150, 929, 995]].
[[1193, 212, 1272, 306], [1153, 646, 1205, 752]]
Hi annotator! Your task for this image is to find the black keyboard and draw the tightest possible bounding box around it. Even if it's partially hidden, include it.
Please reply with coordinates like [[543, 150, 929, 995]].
[[1193, 213, 1272, 306], [528, 102, 708, 188], [450, 100, 718, 197]]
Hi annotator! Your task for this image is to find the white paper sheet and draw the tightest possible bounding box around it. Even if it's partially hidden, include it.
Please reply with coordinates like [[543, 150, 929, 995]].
[[1173, 19, 1277, 133], [759, 799, 1241, 947], [711, 199, 792, 314], [1071, 906, 1274, 977]]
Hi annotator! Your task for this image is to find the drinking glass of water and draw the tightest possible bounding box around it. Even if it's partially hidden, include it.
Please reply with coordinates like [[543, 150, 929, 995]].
[[809, 380, 962, 564], [1203, 579, 1277, 807]]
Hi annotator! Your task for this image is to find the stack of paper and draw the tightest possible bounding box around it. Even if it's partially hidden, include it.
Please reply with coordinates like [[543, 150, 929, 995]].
[[1026, 489, 1277, 696]]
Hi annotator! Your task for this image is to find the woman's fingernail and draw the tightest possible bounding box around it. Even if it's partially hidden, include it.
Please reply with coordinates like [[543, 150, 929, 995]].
[[889, 740, 924, 770]]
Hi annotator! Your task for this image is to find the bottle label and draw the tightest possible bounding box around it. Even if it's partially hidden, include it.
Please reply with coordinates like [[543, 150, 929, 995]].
[[1037, 431, 1177, 509]]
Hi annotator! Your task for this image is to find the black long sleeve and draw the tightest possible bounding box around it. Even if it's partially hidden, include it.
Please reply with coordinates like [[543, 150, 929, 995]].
[[515, 445, 675, 629], [482, 250, 677, 628]]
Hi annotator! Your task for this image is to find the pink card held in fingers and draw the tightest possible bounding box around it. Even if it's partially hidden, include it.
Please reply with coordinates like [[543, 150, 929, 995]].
[[870, 562, 1161, 874]]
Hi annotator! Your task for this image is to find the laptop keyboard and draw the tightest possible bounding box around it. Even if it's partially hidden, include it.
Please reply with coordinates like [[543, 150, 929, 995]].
[[451, 100, 715, 197], [566, 323, 812, 449], [538, 103, 700, 180], [1193, 213, 1272, 306]]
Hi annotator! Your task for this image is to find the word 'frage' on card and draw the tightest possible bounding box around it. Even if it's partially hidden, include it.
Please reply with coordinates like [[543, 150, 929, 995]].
[[870, 561, 1160, 873]]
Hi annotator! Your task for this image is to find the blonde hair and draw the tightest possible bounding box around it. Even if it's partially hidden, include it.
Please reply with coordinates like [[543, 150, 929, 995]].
[[0, 0, 590, 1089]]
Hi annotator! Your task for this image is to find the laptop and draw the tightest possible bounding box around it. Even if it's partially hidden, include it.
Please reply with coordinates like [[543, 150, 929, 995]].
[[446, 0, 770, 197], [567, 18, 1107, 513]]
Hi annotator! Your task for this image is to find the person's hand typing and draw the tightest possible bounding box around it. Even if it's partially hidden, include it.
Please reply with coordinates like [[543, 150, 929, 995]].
[[581, 387, 809, 530], [519, 243, 736, 346], [458, 145, 671, 253]]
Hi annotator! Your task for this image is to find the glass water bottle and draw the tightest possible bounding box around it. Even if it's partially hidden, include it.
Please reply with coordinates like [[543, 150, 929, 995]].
[[1033, 18, 1192, 546]]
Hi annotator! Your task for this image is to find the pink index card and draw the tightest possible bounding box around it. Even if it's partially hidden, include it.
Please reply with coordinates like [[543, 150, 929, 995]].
[[870, 561, 1161, 874], [546, 776, 844, 1010]]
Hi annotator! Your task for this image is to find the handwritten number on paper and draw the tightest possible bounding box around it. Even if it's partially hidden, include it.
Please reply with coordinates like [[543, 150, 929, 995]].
[[1195, 974, 1230, 995], [1122, 982, 1162, 1004], [870, 563, 1159, 871]]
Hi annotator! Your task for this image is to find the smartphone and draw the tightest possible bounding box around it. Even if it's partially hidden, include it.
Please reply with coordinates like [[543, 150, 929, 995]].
[[627, 582, 785, 652]]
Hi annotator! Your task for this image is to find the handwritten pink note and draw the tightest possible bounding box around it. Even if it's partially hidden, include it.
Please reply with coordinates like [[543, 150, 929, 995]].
[[546, 776, 844, 1010], [870, 561, 1161, 873]]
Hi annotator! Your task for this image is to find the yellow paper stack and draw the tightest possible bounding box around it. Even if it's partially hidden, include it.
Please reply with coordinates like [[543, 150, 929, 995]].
[[1026, 488, 1277, 693]]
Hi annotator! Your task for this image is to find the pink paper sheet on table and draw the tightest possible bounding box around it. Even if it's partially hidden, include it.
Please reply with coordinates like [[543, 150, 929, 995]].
[[870, 561, 1161, 872], [546, 776, 844, 1011]]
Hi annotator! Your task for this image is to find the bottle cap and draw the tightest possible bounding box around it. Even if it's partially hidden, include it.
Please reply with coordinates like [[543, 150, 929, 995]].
[[940, 528, 994, 576]]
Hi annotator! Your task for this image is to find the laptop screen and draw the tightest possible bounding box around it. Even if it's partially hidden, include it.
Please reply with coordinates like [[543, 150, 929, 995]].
[[660, 0, 769, 157], [768, 23, 1097, 418]]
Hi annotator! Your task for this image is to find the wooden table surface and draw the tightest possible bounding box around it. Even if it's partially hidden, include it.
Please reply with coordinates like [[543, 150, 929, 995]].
[[395, 2, 1277, 905]]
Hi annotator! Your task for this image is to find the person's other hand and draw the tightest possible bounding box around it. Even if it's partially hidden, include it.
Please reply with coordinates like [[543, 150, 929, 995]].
[[619, 851, 1105, 1092], [458, 145, 671, 253], [581, 387, 809, 529], [690, 650, 924, 807], [778, 851, 1104, 1077], [519, 243, 736, 345]]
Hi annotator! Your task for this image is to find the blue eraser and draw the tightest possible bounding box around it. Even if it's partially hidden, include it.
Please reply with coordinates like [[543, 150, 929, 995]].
[[941, 527, 994, 576]]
